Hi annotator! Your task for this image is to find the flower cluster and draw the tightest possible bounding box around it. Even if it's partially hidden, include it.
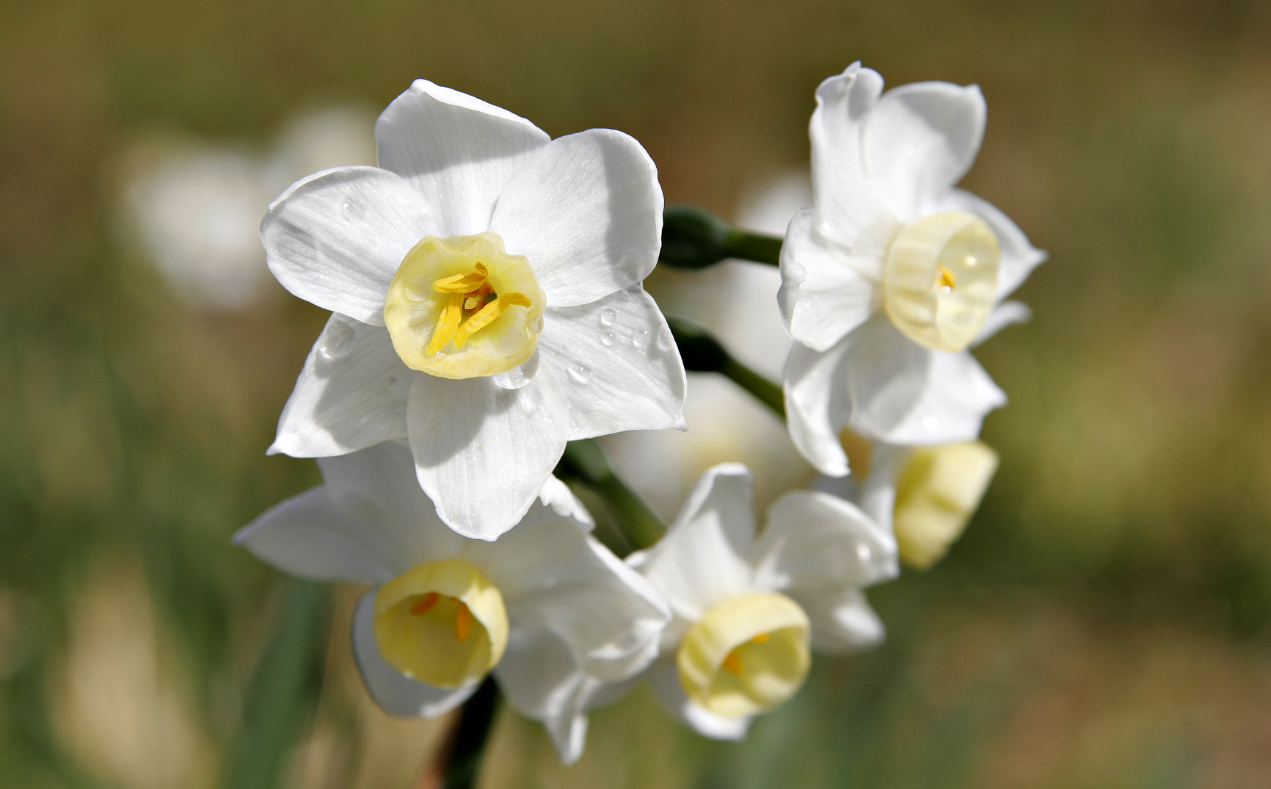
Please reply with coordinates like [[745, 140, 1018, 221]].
[[238, 63, 1042, 766]]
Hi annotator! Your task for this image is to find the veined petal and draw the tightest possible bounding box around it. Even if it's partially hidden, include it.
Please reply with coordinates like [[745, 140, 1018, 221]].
[[783, 340, 854, 477], [262, 167, 432, 324], [750, 490, 898, 593], [789, 587, 885, 655], [316, 442, 468, 575], [270, 314, 410, 458], [351, 592, 480, 717], [538, 287, 686, 439], [940, 189, 1047, 300], [490, 129, 663, 307], [647, 658, 750, 741], [862, 81, 986, 220], [636, 464, 757, 620], [407, 367, 569, 540], [485, 527, 668, 682], [233, 487, 392, 584], [375, 80, 550, 236], [493, 626, 593, 765], [778, 207, 884, 352], [809, 63, 898, 253]]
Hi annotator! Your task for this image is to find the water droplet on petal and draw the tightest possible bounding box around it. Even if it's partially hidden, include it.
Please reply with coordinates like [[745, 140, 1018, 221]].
[[600, 332, 616, 347], [319, 319, 356, 359], [599, 308, 616, 327], [856, 544, 873, 564], [567, 363, 590, 385], [655, 328, 674, 351], [632, 328, 651, 351], [341, 198, 368, 220]]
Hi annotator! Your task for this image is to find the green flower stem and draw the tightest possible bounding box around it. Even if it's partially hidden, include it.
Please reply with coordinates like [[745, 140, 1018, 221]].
[[660, 205, 784, 269], [222, 579, 331, 789], [558, 439, 667, 550], [666, 316, 785, 420], [433, 677, 499, 789]]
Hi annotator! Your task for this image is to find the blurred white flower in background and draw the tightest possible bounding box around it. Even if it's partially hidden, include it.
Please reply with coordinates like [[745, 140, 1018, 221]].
[[114, 104, 377, 310], [607, 170, 812, 517]]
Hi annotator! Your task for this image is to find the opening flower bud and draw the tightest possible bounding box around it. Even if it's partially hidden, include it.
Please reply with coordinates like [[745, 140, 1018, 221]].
[[893, 441, 999, 569], [883, 211, 1000, 352], [677, 592, 811, 718], [373, 559, 508, 689], [383, 232, 545, 379]]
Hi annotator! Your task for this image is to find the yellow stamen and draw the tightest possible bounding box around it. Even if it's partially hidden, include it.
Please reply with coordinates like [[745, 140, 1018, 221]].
[[425, 293, 465, 355], [937, 265, 956, 290], [750, 632, 770, 644], [723, 651, 745, 676], [454, 603, 473, 643], [463, 284, 492, 310], [432, 263, 488, 293], [409, 592, 440, 616], [453, 293, 532, 349]]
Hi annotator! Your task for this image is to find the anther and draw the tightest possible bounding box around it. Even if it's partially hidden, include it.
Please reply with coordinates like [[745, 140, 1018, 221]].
[[750, 632, 770, 644], [723, 651, 744, 676], [453, 293, 533, 349], [454, 603, 473, 643], [433, 263, 489, 293], [409, 592, 440, 616], [938, 265, 956, 290]]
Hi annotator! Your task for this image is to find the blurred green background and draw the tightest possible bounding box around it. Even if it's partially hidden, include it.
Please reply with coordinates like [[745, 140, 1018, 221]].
[[3, 0, 1271, 786]]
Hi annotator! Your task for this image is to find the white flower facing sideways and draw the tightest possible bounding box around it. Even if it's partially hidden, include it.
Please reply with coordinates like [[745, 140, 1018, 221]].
[[628, 464, 897, 739], [234, 442, 669, 764], [263, 80, 687, 539], [779, 62, 1046, 476], [829, 435, 999, 570]]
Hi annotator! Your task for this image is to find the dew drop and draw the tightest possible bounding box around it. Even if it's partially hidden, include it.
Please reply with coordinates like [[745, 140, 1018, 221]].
[[632, 328, 651, 351], [856, 544, 873, 564], [600, 332, 616, 347], [341, 198, 368, 220], [567, 363, 590, 385], [599, 308, 616, 327], [655, 328, 674, 351], [319, 319, 356, 359]]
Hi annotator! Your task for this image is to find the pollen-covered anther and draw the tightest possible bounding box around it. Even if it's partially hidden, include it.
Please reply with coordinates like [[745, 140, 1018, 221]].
[[373, 559, 509, 688], [677, 593, 811, 718], [384, 232, 546, 379], [883, 211, 1000, 352]]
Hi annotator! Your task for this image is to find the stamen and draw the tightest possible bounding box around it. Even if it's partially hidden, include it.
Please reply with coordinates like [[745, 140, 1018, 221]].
[[723, 651, 745, 676], [453, 293, 533, 349], [750, 632, 770, 644], [937, 265, 957, 290], [432, 263, 488, 293], [454, 603, 473, 643], [409, 592, 440, 616], [463, 285, 493, 310], [425, 293, 465, 355]]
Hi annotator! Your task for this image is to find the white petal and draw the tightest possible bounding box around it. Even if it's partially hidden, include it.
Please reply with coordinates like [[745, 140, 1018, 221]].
[[375, 80, 550, 236], [940, 188, 1047, 300], [974, 300, 1033, 347], [647, 658, 750, 740], [407, 367, 569, 540], [851, 442, 905, 531], [493, 626, 592, 765], [269, 314, 410, 458], [778, 207, 883, 352], [809, 64, 898, 254], [750, 490, 898, 593], [316, 442, 469, 574], [490, 129, 663, 307], [782, 340, 854, 477], [476, 524, 668, 681], [538, 287, 687, 439], [862, 82, 986, 220], [233, 487, 391, 583], [351, 592, 479, 717], [636, 464, 757, 620], [533, 475, 595, 529], [261, 167, 432, 324], [790, 587, 885, 655]]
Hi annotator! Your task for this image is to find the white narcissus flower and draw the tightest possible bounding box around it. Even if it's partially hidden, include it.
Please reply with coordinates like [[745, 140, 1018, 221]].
[[628, 464, 897, 739], [264, 80, 686, 539], [779, 62, 1045, 476], [823, 436, 999, 570], [234, 442, 669, 765]]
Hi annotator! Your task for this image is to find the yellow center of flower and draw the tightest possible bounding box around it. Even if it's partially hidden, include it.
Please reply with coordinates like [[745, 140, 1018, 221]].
[[373, 559, 509, 689], [893, 441, 999, 570], [677, 592, 811, 718], [882, 211, 1000, 352], [383, 232, 545, 379]]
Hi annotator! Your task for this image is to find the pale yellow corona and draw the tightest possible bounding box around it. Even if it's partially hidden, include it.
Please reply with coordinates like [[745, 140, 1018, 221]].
[[882, 211, 1000, 352], [373, 559, 509, 688], [383, 233, 545, 379], [893, 441, 999, 569], [677, 592, 811, 718]]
